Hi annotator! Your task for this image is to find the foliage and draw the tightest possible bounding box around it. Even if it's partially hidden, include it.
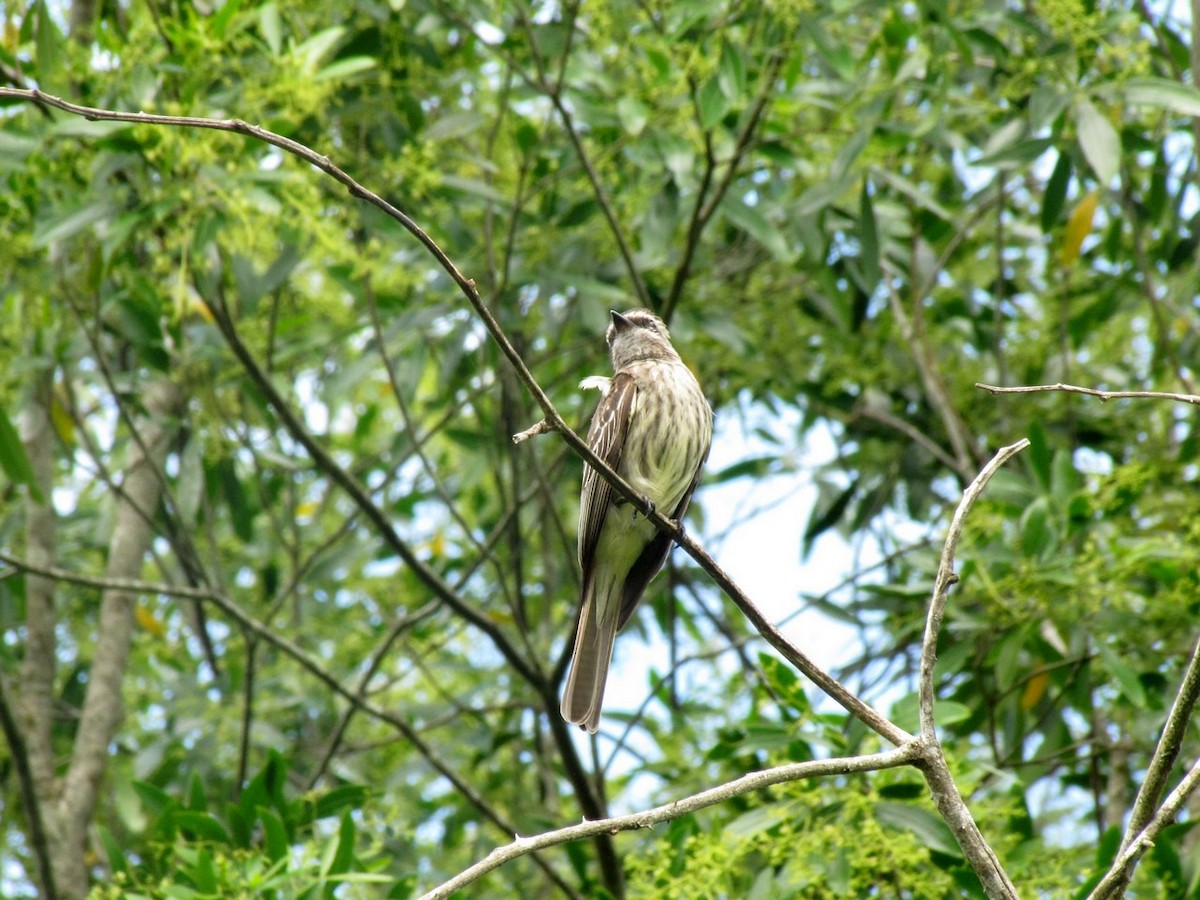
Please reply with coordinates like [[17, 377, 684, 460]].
[[0, 0, 1198, 896]]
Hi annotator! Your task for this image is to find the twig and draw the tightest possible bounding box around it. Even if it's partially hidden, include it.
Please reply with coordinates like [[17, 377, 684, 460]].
[[512, 419, 553, 443], [514, 7, 651, 310], [1093, 635, 1200, 898], [204, 293, 544, 687], [417, 743, 923, 900], [918, 440, 1030, 736], [1088, 751, 1200, 899], [976, 382, 1200, 405], [853, 405, 973, 481], [886, 274, 980, 476], [912, 440, 1028, 900]]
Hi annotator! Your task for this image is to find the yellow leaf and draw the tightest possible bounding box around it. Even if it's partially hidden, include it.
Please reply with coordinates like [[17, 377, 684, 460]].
[[296, 501, 319, 518], [50, 390, 75, 447], [136, 605, 166, 638], [1060, 191, 1098, 267], [191, 297, 215, 323], [426, 530, 445, 559], [1020, 670, 1049, 710]]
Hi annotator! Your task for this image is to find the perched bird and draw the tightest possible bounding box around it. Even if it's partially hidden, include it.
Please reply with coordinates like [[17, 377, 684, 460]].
[[561, 309, 713, 733]]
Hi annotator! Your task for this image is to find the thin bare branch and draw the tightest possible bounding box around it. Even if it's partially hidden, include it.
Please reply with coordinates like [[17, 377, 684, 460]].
[[512, 419, 553, 443], [1089, 751, 1200, 899], [513, 5, 651, 310], [918, 440, 1031, 736], [976, 382, 1200, 405], [1095, 635, 1200, 897], [417, 743, 923, 900], [911, 440, 1028, 900]]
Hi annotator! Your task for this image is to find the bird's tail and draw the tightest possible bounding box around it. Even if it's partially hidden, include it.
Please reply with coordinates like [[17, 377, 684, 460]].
[[561, 587, 618, 734]]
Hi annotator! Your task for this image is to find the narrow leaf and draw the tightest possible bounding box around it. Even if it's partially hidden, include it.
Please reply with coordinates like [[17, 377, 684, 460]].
[[1075, 99, 1120, 184], [0, 407, 42, 501], [1125, 77, 1200, 117], [697, 76, 728, 129], [858, 179, 880, 293], [1041, 152, 1072, 233]]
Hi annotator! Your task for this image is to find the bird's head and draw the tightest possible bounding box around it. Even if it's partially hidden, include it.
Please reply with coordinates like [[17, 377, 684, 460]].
[[606, 309, 679, 368]]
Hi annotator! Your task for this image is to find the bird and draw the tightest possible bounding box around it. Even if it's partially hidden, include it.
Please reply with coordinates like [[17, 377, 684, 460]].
[[561, 309, 713, 733]]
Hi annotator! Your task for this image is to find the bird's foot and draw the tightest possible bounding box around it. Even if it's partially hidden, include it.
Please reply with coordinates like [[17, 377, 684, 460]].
[[632, 496, 655, 521]]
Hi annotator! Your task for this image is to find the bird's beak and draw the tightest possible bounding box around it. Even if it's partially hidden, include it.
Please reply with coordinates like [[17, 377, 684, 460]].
[[610, 310, 633, 331]]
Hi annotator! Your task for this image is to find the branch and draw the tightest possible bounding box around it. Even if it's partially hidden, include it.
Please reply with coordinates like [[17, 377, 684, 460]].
[[662, 50, 786, 323], [1092, 635, 1200, 898], [911, 441, 1028, 900], [918, 440, 1031, 736], [204, 294, 543, 688], [513, 5, 651, 311], [852, 405, 974, 481], [417, 743, 923, 900], [976, 382, 1200, 406], [0, 672, 57, 900], [886, 274, 981, 476], [1088, 751, 1200, 899], [15, 375, 58, 835], [55, 378, 182, 897]]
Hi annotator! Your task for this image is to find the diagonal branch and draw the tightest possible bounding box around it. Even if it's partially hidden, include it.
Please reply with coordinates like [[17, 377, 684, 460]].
[[1088, 750, 1200, 899], [417, 743, 924, 900], [514, 5, 651, 309], [910, 441, 1030, 900], [918, 440, 1031, 736], [0, 672, 57, 900], [1091, 635, 1200, 898], [204, 292, 544, 688]]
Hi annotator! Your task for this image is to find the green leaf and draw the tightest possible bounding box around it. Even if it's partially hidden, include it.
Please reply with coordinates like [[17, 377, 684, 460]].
[[1041, 152, 1072, 232], [718, 38, 747, 101], [260, 807, 290, 862], [0, 407, 42, 502], [35, 0, 64, 89], [875, 803, 963, 858], [719, 197, 792, 261], [314, 56, 377, 82], [1097, 643, 1148, 708], [1075, 98, 1120, 184], [210, 0, 243, 38], [324, 812, 357, 881], [709, 454, 776, 483], [33, 202, 115, 247], [97, 826, 131, 877], [293, 26, 346, 73], [1124, 77, 1200, 117], [887, 693, 970, 732], [697, 76, 728, 129], [312, 784, 368, 821], [974, 137, 1054, 168], [858, 179, 880, 293], [1020, 496, 1053, 558], [617, 96, 649, 136], [171, 811, 232, 844], [259, 1, 283, 55]]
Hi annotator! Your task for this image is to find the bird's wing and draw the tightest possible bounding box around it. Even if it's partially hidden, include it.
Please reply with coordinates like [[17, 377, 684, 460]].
[[578, 370, 637, 574], [615, 431, 712, 631]]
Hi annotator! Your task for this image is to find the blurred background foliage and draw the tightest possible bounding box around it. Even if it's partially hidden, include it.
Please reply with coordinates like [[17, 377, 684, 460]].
[[2, 0, 1199, 895]]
